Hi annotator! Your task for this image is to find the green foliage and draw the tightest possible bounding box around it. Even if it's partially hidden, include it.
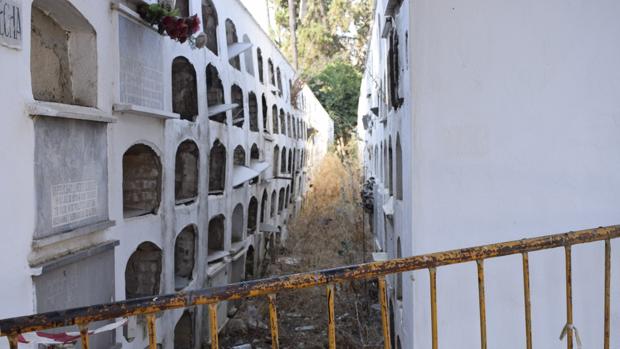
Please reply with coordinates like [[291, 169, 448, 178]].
[[307, 61, 361, 140]]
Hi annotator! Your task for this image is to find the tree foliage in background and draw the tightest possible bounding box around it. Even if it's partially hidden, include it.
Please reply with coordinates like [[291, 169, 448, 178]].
[[270, 0, 372, 140], [307, 62, 361, 140]]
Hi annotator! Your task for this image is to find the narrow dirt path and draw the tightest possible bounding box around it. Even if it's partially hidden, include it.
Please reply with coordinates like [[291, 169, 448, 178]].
[[220, 149, 385, 349]]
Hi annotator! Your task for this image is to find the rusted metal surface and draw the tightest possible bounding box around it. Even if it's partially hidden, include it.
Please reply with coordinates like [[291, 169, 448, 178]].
[[476, 260, 487, 349], [522, 252, 532, 349], [326, 284, 336, 349], [208, 304, 219, 349], [78, 323, 89, 349], [564, 246, 573, 349], [0, 225, 618, 337], [267, 294, 280, 349], [604, 239, 611, 349], [429, 268, 438, 349], [378, 277, 391, 349], [146, 314, 157, 349]]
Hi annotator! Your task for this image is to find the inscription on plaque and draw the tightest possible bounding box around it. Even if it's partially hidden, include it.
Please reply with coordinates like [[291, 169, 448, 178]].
[[0, 0, 22, 49], [119, 16, 164, 109], [51, 180, 98, 227]]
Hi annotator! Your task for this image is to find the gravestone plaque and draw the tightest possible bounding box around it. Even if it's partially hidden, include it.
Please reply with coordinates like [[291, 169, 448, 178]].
[[34, 117, 109, 239], [119, 16, 164, 109], [35, 247, 116, 348], [0, 0, 22, 49]]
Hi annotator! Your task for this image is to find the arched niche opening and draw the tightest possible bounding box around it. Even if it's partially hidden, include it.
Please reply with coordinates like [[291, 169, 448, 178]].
[[249, 92, 258, 132], [175, 140, 199, 205], [243, 35, 254, 76], [272, 105, 279, 134], [174, 311, 194, 349], [250, 144, 260, 161], [233, 145, 246, 167], [278, 188, 285, 213], [231, 84, 244, 128], [202, 0, 218, 55], [208, 215, 225, 254], [280, 147, 287, 174], [268, 59, 275, 85], [248, 197, 258, 234], [260, 190, 268, 223], [261, 94, 268, 132], [276, 68, 283, 97], [389, 302, 396, 349], [287, 149, 292, 173], [172, 57, 198, 121], [206, 64, 226, 123], [279, 109, 286, 135], [388, 136, 394, 196], [285, 186, 290, 208], [396, 134, 403, 200], [273, 145, 280, 178], [225, 19, 240, 69], [123, 144, 162, 218], [125, 242, 162, 299], [257, 48, 264, 83], [31, 0, 97, 107], [175, 225, 197, 290], [287, 113, 292, 137], [209, 140, 226, 195], [270, 190, 277, 218], [232, 203, 244, 243], [245, 246, 255, 280]]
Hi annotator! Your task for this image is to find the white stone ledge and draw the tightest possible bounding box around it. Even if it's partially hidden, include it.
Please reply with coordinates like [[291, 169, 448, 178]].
[[28, 101, 117, 123], [113, 103, 180, 120], [32, 220, 116, 249]]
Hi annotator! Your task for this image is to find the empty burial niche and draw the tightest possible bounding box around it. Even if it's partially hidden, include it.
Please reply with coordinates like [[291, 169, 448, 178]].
[[175, 140, 199, 204], [174, 311, 194, 349], [278, 188, 285, 213], [231, 84, 244, 127], [287, 149, 292, 173], [208, 215, 225, 255], [276, 68, 283, 96], [250, 144, 259, 161], [175, 225, 196, 290], [206, 64, 226, 123], [273, 146, 280, 177], [280, 147, 287, 174], [125, 242, 162, 299], [272, 105, 279, 134], [287, 113, 292, 136], [268, 59, 275, 85], [209, 140, 226, 195], [388, 29, 401, 109], [257, 48, 264, 83], [248, 197, 258, 233], [249, 92, 259, 132], [285, 186, 290, 208], [176, 0, 189, 17], [245, 246, 255, 280], [260, 190, 268, 223], [388, 137, 394, 196], [31, 0, 97, 107], [396, 134, 403, 200], [232, 204, 244, 243], [261, 94, 268, 131], [270, 190, 277, 218], [243, 35, 254, 76], [279, 109, 286, 135], [233, 145, 246, 166], [202, 0, 218, 54], [396, 237, 403, 300], [172, 57, 198, 121], [225, 19, 240, 69], [123, 144, 162, 218]]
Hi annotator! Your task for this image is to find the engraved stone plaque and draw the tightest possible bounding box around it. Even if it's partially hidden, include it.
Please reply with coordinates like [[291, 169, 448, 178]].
[[119, 16, 164, 109], [35, 117, 109, 238], [0, 0, 22, 50]]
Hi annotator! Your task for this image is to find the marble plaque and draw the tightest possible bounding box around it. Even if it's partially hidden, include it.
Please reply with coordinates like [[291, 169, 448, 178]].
[[119, 16, 164, 109]]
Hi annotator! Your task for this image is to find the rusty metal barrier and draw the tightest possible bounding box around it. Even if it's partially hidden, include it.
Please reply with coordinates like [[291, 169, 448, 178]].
[[0, 225, 617, 349]]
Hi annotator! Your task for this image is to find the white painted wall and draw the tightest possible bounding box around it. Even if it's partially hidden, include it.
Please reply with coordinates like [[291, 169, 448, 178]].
[[360, 0, 620, 348]]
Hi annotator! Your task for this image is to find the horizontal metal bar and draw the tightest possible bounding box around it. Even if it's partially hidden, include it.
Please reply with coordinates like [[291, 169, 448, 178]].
[[1, 225, 618, 336]]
